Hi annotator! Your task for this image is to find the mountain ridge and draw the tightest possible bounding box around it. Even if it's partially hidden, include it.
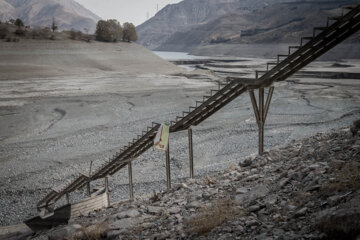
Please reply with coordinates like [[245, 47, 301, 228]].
[[0, 0, 101, 32], [136, 0, 290, 50], [137, 0, 360, 55]]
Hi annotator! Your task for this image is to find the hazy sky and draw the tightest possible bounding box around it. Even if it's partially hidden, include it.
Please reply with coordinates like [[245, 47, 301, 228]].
[[75, 0, 182, 26]]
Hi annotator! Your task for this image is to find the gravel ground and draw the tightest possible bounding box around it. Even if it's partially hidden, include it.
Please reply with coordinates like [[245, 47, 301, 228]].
[[0, 56, 360, 227]]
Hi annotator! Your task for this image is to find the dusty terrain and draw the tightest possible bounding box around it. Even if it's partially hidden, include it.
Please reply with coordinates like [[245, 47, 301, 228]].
[[0, 40, 360, 227], [41, 125, 360, 240]]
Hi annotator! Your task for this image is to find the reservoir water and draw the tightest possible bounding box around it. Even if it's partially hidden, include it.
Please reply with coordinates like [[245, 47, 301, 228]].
[[153, 51, 208, 60]]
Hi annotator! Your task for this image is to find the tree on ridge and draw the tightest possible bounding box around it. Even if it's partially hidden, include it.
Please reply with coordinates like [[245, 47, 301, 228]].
[[123, 22, 138, 42]]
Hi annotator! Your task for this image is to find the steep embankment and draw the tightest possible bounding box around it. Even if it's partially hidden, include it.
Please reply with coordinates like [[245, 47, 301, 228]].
[[0, 0, 100, 32], [0, 39, 183, 80]]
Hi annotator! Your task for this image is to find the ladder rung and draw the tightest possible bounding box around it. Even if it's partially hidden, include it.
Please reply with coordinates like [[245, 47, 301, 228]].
[[152, 122, 160, 126], [267, 62, 277, 71], [342, 5, 357, 10], [289, 46, 300, 54], [313, 27, 327, 37], [328, 16, 341, 21], [314, 27, 327, 31], [301, 37, 313, 46], [203, 96, 211, 101]]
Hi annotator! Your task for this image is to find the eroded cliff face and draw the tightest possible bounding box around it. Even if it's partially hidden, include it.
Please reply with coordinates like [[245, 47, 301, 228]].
[[136, 0, 288, 50], [0, 0, 100, 32]]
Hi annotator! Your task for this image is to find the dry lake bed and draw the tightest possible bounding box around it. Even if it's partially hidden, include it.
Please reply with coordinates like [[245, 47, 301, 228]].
[[1, 44, 360, 226]]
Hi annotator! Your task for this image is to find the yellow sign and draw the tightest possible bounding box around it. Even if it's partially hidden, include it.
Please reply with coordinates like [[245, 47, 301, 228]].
[[154, 123, 170, 151]]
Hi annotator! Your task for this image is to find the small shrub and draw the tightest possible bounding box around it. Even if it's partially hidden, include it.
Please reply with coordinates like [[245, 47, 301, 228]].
[[210, 36, 230, 44], [321, 161, 360, 196], [5, 37, 19, 42], [185, 198, 238, 236], [14, 18, 24, 28], [40, 28, 51, 39], [0, 25, 9, 39], [72, 222, 108, 240], [15, 28, 26, 36], [70, 29, 83, 40]]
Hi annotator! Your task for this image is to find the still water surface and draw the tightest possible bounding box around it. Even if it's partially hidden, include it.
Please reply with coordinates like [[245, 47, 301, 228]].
[[153, 51, 208, 60]]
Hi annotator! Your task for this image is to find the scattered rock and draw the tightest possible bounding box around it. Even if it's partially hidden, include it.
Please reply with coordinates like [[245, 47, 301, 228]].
[[48, 224, 82, 240], [293, 207, 308, 218], [37, 126, 359, 240], [147, 206, 164, 215], [117, 209, 140, 219]]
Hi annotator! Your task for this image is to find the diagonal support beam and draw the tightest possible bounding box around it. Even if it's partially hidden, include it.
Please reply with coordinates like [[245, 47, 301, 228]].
[[249, 86, 275, 155]]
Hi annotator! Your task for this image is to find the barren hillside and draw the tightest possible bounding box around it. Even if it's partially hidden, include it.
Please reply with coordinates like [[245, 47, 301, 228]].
[[0, 39, 183, 80], [136, 0, 293, 50], [0, 0, 100, 32], [157, 1, 360, 52]]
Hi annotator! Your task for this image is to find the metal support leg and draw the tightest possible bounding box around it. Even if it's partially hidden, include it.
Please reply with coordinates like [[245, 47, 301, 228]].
[[166, 142, 171, 189], [259, 88, 264, 155], [87, 182, 91, 197], [105, 176, 110, 207], [188, 127, 194, 179], [249, 86, 274, 156], [66, 193, 70, 205], [128, 162, 134, 201], [264, 87, 275, 122]]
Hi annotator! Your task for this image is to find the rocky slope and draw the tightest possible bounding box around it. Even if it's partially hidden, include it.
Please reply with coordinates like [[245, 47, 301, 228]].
[[0, 0, 100, 32], [43, 123, 360, 240], [136, 0, 294, 50], [157, 0, 360, 52]]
